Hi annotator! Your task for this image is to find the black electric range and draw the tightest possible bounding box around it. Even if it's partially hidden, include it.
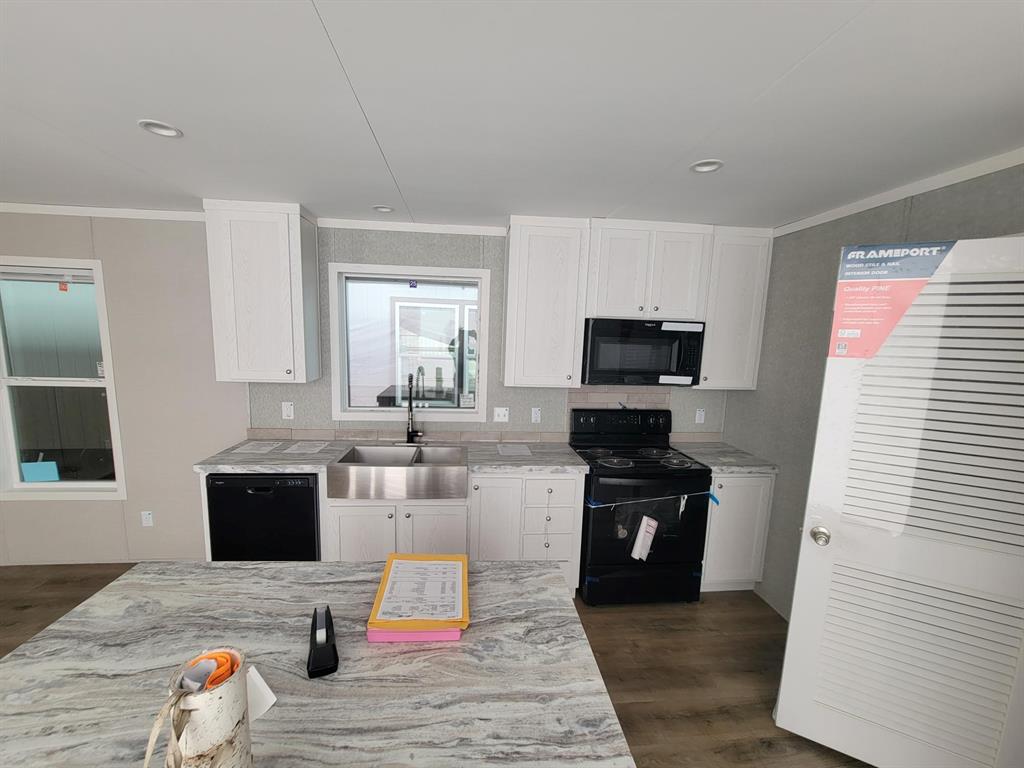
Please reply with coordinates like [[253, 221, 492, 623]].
[[571, 408, 712, 605]]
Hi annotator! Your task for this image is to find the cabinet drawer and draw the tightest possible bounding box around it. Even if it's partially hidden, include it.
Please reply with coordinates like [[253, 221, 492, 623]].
[[524, 478, 577, 507], [521, 533, 574, 560], [523, 506, 574, 534]]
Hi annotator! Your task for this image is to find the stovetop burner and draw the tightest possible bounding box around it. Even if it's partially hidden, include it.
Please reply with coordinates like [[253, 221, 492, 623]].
[[661, 457, 694, 469], [640, 447, 673, 458], [598, 457, 635, 469]]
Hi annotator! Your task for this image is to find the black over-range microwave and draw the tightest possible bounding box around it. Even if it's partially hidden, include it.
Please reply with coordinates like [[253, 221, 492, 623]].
[[582, 318, 704, 386]]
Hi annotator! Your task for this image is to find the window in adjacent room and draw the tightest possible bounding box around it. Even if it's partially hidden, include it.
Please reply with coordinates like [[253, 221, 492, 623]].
[[0, 258, 125, 499], [329, 264, 489, 421]]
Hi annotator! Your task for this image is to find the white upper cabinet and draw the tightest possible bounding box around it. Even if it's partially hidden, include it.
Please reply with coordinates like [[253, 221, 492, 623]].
[[503, 216, 590, 388], [588, 219, 712, 320], [699, 228, 772, 389], [204, 200, 321, 383]]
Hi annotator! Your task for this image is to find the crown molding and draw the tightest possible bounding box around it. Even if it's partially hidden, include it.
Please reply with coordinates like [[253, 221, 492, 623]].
[[317, 217, 507, 237], [0, 202, 205, 221]]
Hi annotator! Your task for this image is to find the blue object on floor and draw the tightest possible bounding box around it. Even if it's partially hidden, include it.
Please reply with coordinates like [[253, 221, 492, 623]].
[[21, 461, 59, 482]]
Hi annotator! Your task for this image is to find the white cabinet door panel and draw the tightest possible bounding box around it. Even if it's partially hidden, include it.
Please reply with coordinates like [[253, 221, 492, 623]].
[[339, 506, 396, 562], [702, 475, 772, 587], [592, 227, 650, 318], [504, 220, 589, 387], [648, 231, 711, 320], [402, 505, 468, 555], [470, 478, 523, 560], [700, 231, 771, 389]]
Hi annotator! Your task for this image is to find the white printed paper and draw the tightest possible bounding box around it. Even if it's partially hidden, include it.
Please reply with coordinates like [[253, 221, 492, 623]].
[[661, 322, 703, 332], [630, 515, 658, 561], [376, 559, 464, 621], [232, 441, 283, 454], [283, 441, 329, 454], [658, 375, 693, 385], [246, 666, 277, 721], [497, 444, 532, 457]]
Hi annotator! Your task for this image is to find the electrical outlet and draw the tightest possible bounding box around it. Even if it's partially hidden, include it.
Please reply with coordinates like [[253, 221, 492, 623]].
[[282, 401, 294, 420], [531, 407, 542, 424], [695, 408, 706, 424], [493, 406, 510, 423], [141, 510, 154, 527]]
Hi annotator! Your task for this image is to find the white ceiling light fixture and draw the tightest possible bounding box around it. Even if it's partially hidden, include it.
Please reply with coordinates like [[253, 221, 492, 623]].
[[372, 205, 394, 213], [689, 159, 724, 174], [137, 119, 183, 138]]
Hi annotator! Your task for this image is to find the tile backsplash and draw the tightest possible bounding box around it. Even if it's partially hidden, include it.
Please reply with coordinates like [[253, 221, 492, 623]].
[[248, 226, 727, 440]]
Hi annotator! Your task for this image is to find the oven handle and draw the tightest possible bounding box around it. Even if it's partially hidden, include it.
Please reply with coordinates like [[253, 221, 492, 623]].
[[585, 490, 719, 520]]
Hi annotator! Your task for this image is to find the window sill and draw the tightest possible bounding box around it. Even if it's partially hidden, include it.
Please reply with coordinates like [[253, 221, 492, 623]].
[[335, 408, 486, 423], [0, 484, 126, 502]]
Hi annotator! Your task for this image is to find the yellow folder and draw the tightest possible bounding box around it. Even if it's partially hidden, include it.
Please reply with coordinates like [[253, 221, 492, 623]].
[[367, 553, 470, 631]]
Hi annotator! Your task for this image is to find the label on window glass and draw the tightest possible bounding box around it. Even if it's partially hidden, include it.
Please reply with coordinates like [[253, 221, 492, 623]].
[[59, 281, 69, 292], [96, 361, 105, 378]]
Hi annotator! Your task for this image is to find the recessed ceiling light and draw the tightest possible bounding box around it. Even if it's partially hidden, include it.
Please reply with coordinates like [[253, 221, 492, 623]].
[[138, 119, 183, 138], [372, 205, 394, 213], [689, 159, 724, 174]]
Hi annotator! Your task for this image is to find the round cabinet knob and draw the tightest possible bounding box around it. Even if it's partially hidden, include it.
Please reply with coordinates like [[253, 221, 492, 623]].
[[809, 526, 831, 547], [547, 488, 553, 494], [404, 512, 411, 519], [566, 374, 572, 380], [544, 542, 550, 549], [702, 376, 708, 382], [473, 484, 479, 491], [387, 513, 394, 519], [638, 305, 644, 311], [545, 515, 552, 522], [285, 369, 292, 375], [717, 483, 723, 489], [653, 306, 659, 311]]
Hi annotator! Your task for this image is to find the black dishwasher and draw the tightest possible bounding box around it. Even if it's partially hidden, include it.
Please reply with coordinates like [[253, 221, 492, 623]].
[[207, 474, 320, 560]]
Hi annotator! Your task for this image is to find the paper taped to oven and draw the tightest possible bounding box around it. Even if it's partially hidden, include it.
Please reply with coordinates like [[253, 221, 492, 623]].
[[631, 515, 659, 561]]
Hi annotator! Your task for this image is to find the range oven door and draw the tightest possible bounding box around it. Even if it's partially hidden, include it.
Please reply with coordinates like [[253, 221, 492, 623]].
[[582, 318, 703, 386], [583, 474, 710, 567]]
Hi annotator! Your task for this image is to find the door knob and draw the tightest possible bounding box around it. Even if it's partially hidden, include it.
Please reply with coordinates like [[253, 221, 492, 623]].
[[809, 526, 831, 546]]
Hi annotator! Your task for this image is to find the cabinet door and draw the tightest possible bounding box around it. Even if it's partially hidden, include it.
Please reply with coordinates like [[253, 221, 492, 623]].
[[469, 477, 523, 560], [591, 227, 650, 318], [401, 505, 468, 555], [647, 230, 711, 320], [702, 475, 773, 587], [504, 219, 589, 387], [206, 210, 296, 382], [700, 231, 771, 389], [338, 506, 396, 561]]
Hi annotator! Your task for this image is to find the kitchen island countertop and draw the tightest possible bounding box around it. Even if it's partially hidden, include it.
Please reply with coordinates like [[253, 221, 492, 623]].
[[0, 560, 633, 767]]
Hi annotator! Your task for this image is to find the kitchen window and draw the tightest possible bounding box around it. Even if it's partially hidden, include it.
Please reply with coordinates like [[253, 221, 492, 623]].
[[0, 258, 125, 500], [329, 264, 489, 421]]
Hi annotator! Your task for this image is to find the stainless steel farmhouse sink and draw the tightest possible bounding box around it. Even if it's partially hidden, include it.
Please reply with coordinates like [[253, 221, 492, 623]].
[[326, 445, 468, 500]]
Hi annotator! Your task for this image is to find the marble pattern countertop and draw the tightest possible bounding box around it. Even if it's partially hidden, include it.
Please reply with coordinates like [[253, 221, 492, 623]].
[[194, 439, 589, 475], [0, 561, 633, 768], [675, 441, 778, 474]]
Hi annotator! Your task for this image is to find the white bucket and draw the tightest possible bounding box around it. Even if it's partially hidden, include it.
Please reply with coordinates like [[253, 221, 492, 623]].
[[148, 647, 253, 768]]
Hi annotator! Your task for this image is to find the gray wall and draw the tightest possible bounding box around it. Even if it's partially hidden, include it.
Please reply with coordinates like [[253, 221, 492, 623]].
[[0, 213, 250, 564], [724, 165, 1024, 618], [249, 227, 727, 439]]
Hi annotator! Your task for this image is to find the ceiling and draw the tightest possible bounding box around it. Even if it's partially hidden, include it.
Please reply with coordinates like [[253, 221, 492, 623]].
[[1, 0, 1022, 228]]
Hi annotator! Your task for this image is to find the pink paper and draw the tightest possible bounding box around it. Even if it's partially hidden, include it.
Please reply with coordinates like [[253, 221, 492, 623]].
[[366, 628, 462, 643]]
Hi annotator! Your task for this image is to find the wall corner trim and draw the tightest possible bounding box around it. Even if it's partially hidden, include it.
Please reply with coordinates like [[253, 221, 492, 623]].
[[771, 146, 1024, 238]]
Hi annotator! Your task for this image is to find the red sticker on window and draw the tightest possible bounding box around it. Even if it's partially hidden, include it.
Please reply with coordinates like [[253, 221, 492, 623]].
[[58, 281, 69, 292]]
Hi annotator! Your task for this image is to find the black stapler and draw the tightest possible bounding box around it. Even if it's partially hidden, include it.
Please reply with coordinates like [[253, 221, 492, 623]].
[[306, 605, 339, 678]]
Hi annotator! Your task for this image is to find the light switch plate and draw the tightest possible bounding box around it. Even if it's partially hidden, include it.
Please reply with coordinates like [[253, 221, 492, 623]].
[[493, 406, 509, 423], [282, 401, 295, 420], [141, 510, 154, 527], [531, 407, 542, 424], [695, 408, 706, 424]]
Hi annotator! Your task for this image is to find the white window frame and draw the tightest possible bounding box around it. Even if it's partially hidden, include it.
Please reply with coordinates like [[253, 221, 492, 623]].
[[0, 257, 127, 501], [329, 263, 489, 422]]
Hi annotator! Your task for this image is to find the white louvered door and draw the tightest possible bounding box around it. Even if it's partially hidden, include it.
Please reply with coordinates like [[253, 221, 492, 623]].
[[777, 238, 1024, 768]]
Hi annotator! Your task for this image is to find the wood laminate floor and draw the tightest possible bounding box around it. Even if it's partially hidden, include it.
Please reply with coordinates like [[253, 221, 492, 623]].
[[1, 566, 864, 767], [576, 592, 868, 768]]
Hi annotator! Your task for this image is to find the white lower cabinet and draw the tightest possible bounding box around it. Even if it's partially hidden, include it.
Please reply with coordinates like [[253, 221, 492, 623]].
[[701, 474, 774, 592], [334, 501, 468, 562], [469, 473, 585, 593]]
